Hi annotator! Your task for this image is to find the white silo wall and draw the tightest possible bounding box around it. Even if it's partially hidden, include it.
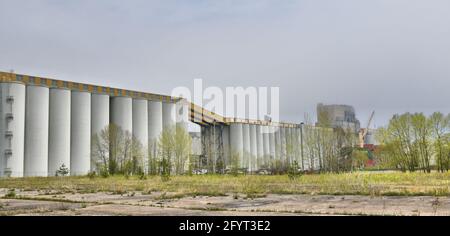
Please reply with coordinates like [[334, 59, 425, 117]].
[[256, 125, 264, 170], [305, 127, 314, 170], [24, 86, 49, 177], [222, 125, 230, 166], [91, 93, 110, 170], [285, 127, 292, 164], [269, 126, 276, 163], [48, 89, 71, 176], [280, 127, 287, 163], [176, 100, 189, 131], [0, 83, 26, 177], [285, 127, 294, 164], [295, 127, 302, 168], [229, 123, 243, 167], [70, 91, 91, 175], [0, 84, 6, 176], [291, 127, 297, 163], [148, 100, 163, 170], [110, 97, 132, 134], [286, 127, 292, 164], [242, 124, 250, 169], [91, 94, 110, 136], [148, 101, 163, 141], [162, 102, 176, 131], [262, 126, 270, 166], [298, 127, 305, 170], [292, 127, 300, 164], [132, 98, 148, 169], [274, 126, 281, 162], [249, 124, 257, 172]]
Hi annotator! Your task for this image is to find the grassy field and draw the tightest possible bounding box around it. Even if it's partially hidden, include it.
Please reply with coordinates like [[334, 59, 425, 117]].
[[1, 171, 450, 197]]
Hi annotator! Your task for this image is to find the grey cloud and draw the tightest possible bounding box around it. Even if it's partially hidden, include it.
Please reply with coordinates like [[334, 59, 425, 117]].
[[1, 0, 450, 127]]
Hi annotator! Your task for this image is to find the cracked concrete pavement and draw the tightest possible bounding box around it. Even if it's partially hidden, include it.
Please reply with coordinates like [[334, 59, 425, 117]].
[[1, 188, 449, 216]]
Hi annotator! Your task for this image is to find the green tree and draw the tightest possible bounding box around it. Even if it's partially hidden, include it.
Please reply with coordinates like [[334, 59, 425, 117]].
[[157, 124, 192, 176], [430, 112, 450, 172], [376, 112, 450, 172], [91, 124, 145, 176], [55, 164, 69, 176], [302, 113, 357, 173], [174, 125, 192, 174]]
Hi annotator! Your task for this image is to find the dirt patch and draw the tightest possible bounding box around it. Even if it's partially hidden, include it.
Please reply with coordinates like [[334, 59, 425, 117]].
[[1, 188, 449, 216]]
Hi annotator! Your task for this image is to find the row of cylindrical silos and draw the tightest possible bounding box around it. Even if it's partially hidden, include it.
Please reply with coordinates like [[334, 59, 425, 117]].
[[227, 123, 303, 171], [0, 82, 189, 177]]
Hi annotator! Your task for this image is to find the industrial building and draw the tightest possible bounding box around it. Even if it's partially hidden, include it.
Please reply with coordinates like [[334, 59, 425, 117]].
[[0, 71, 304, 177], [316, 103, 361, 133]]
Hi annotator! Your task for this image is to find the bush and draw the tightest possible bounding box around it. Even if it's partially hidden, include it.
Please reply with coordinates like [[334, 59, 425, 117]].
[[160, 157, 171, 181], [287, 161, 302, 180], [87, 171, 97, 179], [229, 152, 241, 177], [270, 160, 288, 175], [98, 166, 110, 178], [55, 164, 70, 177], [5, 189, 16, 198], [138, 171, 147, 180]]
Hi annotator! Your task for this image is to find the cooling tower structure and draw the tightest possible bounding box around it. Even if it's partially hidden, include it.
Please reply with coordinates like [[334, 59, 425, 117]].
[[1, 71, 305, 177]]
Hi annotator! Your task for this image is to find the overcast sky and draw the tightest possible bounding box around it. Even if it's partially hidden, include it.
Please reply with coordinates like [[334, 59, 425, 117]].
[[1, 0, 450, 128]]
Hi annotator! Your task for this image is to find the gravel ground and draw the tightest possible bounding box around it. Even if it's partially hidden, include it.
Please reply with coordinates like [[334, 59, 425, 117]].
[[1, 188, 449, 216]]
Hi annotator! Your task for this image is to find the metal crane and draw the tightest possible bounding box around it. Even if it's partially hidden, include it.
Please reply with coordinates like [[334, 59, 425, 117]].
[[359, 111, 375, 148]]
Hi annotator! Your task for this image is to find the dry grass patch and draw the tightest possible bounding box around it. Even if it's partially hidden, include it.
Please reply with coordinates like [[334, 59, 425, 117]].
[[1, 172, 450, 197]]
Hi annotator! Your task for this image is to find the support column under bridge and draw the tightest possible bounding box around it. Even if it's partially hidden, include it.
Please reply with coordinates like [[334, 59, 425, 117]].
[[200, 124, 226, 173]]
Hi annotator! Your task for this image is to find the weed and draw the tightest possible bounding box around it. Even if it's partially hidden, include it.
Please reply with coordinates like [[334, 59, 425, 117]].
[[2, 172, 450, 197], [111, 190, 126, 195], [138, 172, 147, 180], [87, 171, 96, 179], [287, 161, 303, 181], [5, 189, 16, 198], [155, 192, 186, 200], [245, 193, 266, 199]]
